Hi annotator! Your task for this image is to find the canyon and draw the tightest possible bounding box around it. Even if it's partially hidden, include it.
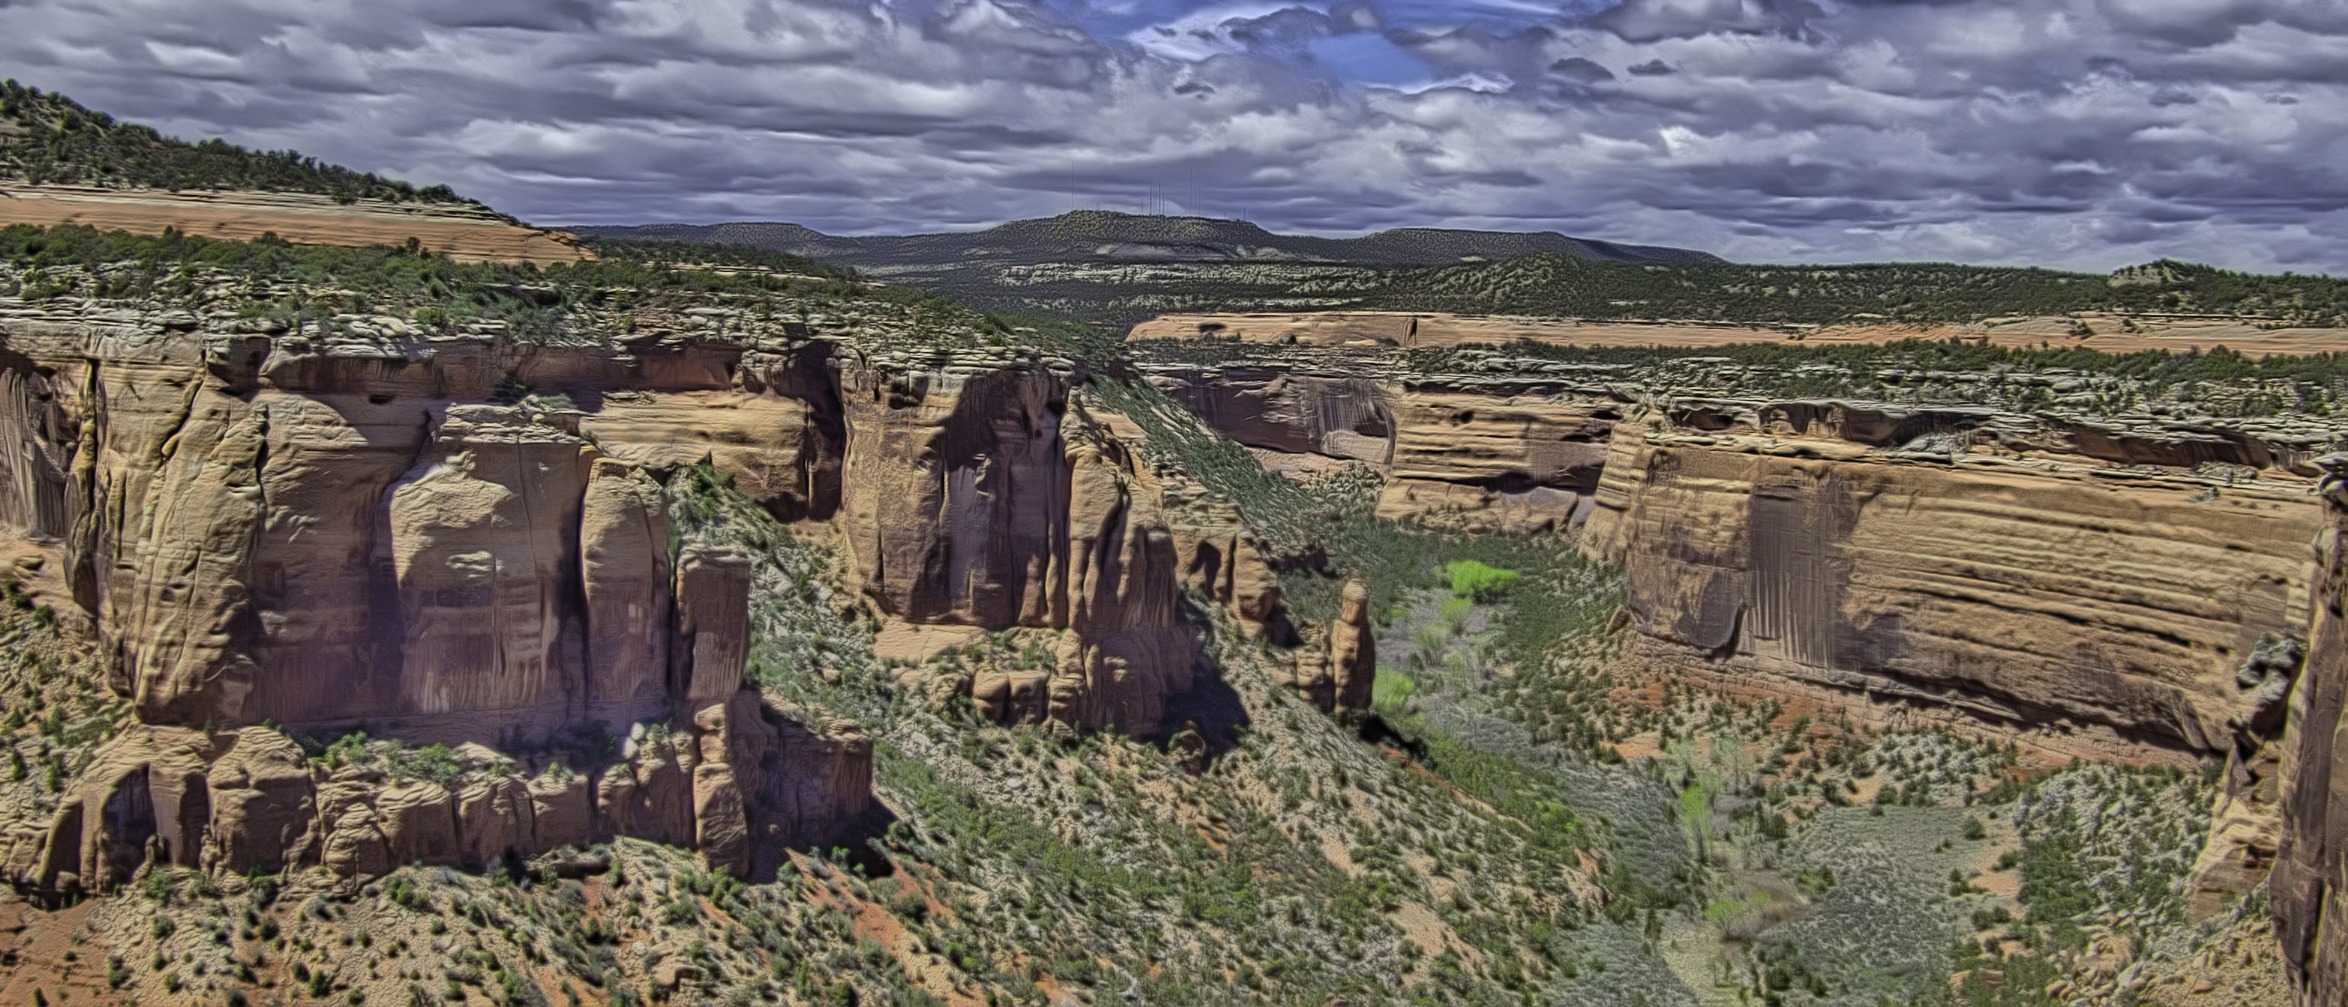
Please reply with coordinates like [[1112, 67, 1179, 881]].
[[1133, 334, 2348, 1004], [0, 256, 2338, 1002], [3, 82, 2343, 1007]]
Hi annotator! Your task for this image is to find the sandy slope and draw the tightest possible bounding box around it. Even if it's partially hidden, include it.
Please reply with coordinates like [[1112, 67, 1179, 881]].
[[0, 184, 591, 265]]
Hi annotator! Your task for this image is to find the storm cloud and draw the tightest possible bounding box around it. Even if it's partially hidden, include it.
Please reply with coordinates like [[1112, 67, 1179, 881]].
[[2, 0, 2344, 271]]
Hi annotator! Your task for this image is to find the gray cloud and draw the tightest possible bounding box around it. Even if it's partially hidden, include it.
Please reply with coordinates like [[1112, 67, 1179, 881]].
[[0, 0, 2342, 272]]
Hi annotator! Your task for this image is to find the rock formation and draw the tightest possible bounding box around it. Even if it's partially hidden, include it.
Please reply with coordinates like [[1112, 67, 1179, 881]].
[[1281, 577, 1376, 713], [2274, 454, 2348, 1006], [0, 289, 1197, 890], [1146, 358, 1615, 533], [838, 357, 1196, 734], [1327, 578, 1377, 712], [1580, 406, 2323, 763], [1144, 339, 2348, 972]]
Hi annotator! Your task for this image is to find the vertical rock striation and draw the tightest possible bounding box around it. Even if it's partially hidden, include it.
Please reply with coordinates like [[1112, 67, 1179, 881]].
[[836, 356, 1196, 734], [2275, 455, 2348, 1006]]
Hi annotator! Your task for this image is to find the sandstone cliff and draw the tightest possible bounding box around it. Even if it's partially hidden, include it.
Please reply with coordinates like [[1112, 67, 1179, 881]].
[[838, 356, 1195, 734], [0, 280, 1199, 890], [2274, 455, 2348, 1006], [1137, 337, 2348, 972], [1580, 404, 2323, 763], [1147, 357, 1616, 533]]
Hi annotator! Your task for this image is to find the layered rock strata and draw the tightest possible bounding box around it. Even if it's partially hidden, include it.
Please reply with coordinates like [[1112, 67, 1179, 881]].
[[1149, 347, 2334, 765], [1146, 359, 1617, 532], [838, 359, 1196, 734], [1145, 340, 2347, 961], [1580, 404, 2325, 762], [0, 293, 1198, 888], [2275, 455, 2348, 1006]]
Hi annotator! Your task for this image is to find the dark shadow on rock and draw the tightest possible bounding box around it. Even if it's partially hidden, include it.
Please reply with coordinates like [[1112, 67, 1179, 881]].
[[746, 801, 899, 884], [1356, 713, 1427, 761], [1158, 647, 1251, 760]]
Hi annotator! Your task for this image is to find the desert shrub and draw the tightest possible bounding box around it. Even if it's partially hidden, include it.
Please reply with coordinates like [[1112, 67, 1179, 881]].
[[1444, 560, 1521, 602]]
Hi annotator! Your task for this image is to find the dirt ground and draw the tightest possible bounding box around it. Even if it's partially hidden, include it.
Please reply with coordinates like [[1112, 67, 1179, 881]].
[[0, 184, 591, 265]]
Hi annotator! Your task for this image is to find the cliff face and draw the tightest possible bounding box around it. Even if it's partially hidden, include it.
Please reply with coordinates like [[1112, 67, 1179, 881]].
[[1581, 407, 2322, 761], [2275, 456, 2348, 1006], [838, 357, 1195, 733], [1149, 362, 1616, 532], [1152, 351, 2329, 765], [0, 294, 1196, 889]]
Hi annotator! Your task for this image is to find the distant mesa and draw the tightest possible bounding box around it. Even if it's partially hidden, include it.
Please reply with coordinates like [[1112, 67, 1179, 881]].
[[571, 209, 1719, 270]]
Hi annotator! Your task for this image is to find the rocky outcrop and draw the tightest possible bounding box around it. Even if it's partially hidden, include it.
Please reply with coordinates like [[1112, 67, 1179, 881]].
[[0, 291, 1193, 887], [5, 705, 871, 893], [1582, 406, 2323, 762], [1146, 359, 1617, 532], [1174, 523, 1285, 641], [1328, 578, 1376, 712], [838, 358, 1196, 734], [2274, 456, 2348, 1006], [1281, 577, 1376, 713], [1, 515, 862, 890]]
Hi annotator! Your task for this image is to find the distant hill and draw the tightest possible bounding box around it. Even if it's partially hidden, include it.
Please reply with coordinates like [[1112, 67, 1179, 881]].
[[0, 83, 591, 264], [573, 210, 1719, 270], [0, 80, 468, 204]]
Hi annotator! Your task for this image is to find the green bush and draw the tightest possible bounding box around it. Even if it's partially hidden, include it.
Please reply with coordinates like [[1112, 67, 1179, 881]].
[[1370, 670, 1416, 712], [1444, 561, 1521, 602]]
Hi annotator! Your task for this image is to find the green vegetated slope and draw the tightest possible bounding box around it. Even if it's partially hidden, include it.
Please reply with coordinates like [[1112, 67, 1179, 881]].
[[1355, 255, 2348, 327], [1395, 337, 2348, 418], [653, 463, 1690, 1006], [955, 248, 2348, 331], [0, 80, 465, 203], [0, 85, 2270, 1005], [1096, 372, 2242, 1006], [0, 224, 1063, 352]]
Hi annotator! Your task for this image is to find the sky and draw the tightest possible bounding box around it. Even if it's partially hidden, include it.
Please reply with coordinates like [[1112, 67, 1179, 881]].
[[3, 0, 2346, 271]]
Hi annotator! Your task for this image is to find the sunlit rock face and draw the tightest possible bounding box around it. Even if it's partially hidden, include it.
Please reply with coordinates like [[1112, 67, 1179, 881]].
[[0, 302, 1201, 886]]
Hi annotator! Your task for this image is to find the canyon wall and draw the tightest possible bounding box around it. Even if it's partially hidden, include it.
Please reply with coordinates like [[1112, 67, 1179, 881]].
[[1581, 405, 2324, 762], [1148, 361, 1616, 532], [837, 356, 1195, 733], [0, 294, 1200, 890], [1157, 350, 2331, 764], [1151, 349, 2345, 996], [2275, 455, 2348, 1006]]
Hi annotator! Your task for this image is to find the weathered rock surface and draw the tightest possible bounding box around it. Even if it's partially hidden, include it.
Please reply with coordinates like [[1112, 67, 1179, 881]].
[[1273, 577, 1377, 713], [0, 294, 1191, 888], [1327, 578, 1376, 712], [1149, 363, 1616, 531], [1134, 334, 2348, 1003], [1173, 523, 1285, 641], [838, 358, 1196, 734], [1582, 406, 2322, 760], [2274, 456, 2348, 1006]]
